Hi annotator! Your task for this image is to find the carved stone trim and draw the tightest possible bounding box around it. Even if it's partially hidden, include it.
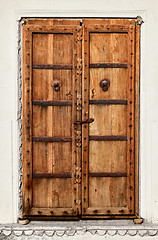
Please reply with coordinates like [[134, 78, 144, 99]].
[[1, 222, 158, 238]]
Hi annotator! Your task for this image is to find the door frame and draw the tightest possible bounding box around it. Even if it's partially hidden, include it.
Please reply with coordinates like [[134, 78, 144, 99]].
[[16, 12, 146, 222]]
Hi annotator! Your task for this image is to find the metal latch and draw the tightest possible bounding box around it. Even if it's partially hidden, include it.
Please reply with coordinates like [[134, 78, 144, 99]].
[[74, 118, 94, 125]]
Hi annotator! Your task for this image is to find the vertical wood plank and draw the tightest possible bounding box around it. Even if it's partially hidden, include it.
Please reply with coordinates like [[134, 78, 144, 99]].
[[82, 24, 89, 214], [127, 23, 136, 215], [22, 23, 33, 216]]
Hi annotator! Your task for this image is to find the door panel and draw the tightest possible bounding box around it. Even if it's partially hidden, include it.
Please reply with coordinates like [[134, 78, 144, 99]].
[[82, 20, 136, 217], [22, 20, 82, 218], [89, 105, 127, 135], [90, 68, 128, 99]]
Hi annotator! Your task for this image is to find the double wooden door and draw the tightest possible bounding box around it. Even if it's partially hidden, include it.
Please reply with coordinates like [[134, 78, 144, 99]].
[[22, 18, 140, 219]]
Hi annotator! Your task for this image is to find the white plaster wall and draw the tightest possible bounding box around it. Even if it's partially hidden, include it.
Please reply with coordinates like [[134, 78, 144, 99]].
[[0, 0, 158, 229]]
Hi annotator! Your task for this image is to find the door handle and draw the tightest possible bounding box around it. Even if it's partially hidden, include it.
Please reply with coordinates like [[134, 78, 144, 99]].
[[100, 79, 110, 91], [74, 118, 94, 125]]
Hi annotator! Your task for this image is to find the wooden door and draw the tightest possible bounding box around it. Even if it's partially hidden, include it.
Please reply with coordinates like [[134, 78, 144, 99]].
[[82, 19, 139, 218], [22, 18, 140, 219], [22, 19, 82, 218]]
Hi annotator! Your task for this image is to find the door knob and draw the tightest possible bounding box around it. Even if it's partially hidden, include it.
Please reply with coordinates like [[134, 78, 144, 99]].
[[100, 79, 110, 91], [53, 80, 60, 92]]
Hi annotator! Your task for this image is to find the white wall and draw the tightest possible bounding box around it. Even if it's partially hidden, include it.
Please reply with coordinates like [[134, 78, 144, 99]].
[[0, 0, 158, 225]]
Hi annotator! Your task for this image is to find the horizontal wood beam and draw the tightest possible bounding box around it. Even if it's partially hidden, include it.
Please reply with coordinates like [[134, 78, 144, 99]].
[[33, 173, 72, 178], [33, 64, 73, 70], [89, 172, 127, 177], [89, 99, 128, 105], [89, 135, 127, 141], [32, 100, 72, 106], [33, 136, 72, 142], [89, 63, 128, 68]]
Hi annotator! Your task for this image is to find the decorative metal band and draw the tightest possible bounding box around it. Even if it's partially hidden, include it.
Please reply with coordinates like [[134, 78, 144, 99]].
[[89, 136, 127, 141], [90, 63, 128, 68], [32, 100, 72, 106], [89, 100, 128, 105], [33, 173, 72, 178], [32, 136, 72, 142], [89, 172, 127, 177], [33, 64, 73, 70]]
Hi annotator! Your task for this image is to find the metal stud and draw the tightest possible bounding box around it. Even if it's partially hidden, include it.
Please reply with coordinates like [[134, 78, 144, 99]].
[[84, 77, 87, 79], [130, 173, 132, 176], [84, 125, 86, 128], [27, 150, 29, 153], [130, 64, 133, 67], [130, 101, 132, 104], [130, 149, 132, 152], [85, 39, 87, 42], [130, 88, 132, 91], [130, 112, 132, 115], [84, 52, 87, 54], [130, 196, 132, 200], [27, 174, 29, 178], [27, 162, 30, 166], [84, 137, 86, 140], [130, 77, 132, 79]]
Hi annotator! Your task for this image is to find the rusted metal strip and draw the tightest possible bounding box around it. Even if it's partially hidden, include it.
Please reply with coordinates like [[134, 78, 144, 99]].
[[33, 64, 73, 70], [32, 100, 72, 106], [33, 136, 72, 142], [89, 63, 128, 68], [89, 172, 127, 177], [89, 99, 128, 105], [89, 135, 127, 141], [33, 173, 72, 178]]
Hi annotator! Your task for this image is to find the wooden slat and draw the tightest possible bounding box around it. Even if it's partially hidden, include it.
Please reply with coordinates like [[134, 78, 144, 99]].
[[22, 23, 33, 217], [32, 136, 72, 142], [32, 100, 72, 106], [85, 207, 130, 215], [126, 23, 136, 215], [33, 173, 72, 178], [89, 172, 127, 177], [89, 99, 128, 105], [89, 135, 127, 141], [90, 63, 128, 68], [29, 207, 74, 216], [81, 24, 90, 214], [33, 64, 72, 69]]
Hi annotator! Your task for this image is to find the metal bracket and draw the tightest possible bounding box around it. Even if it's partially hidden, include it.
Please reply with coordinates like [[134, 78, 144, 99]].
[[135, 15, 144, 25]]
